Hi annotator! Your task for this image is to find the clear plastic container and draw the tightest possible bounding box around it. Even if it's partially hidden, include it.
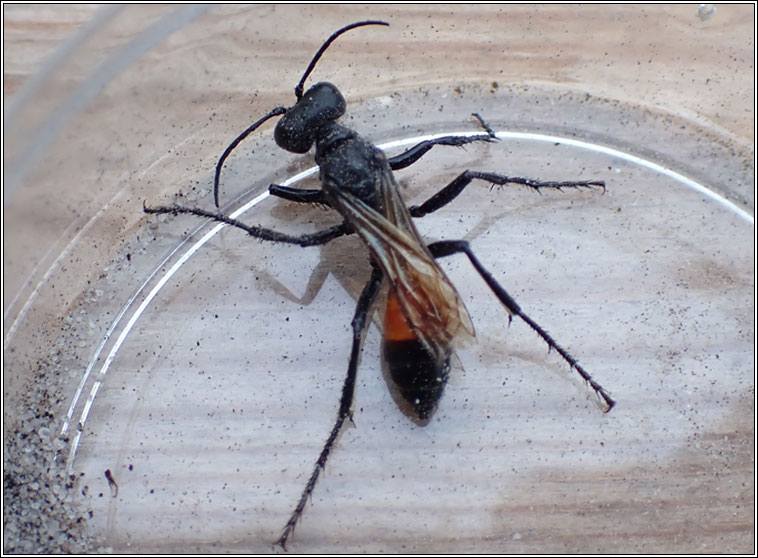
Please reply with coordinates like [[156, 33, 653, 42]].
[[3, 4, 754, 553]]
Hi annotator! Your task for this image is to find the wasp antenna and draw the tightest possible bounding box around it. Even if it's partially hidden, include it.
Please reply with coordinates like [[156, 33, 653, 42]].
[[213, 106, 287, 208], [295, 20, 389, 100]]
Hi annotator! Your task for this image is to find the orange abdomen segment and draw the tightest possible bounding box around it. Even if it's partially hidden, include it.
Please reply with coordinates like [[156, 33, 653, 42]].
[[384, 290, 417, 342]]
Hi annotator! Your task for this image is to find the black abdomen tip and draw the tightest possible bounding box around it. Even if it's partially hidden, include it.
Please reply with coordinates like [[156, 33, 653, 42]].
[[383, 338, 451, 424]]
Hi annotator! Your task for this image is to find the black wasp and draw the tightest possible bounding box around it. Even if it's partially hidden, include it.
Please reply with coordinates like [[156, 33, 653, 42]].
[[144, 20, 615, 549]]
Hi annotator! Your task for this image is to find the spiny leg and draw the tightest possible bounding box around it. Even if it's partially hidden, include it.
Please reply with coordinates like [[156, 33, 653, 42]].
[[387, 134, 496, 170], [266, 164, 604, 214], [410, 170, 605, 218], [276, 264, 384, 550], [428, 239, 615, 412], [387, 113, 497, 171], [261, 165, 605, 216], [143, 202, 352, 247]]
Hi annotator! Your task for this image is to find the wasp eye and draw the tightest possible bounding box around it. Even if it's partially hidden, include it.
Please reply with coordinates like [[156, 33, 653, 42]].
[[275, 82, 346, 153]]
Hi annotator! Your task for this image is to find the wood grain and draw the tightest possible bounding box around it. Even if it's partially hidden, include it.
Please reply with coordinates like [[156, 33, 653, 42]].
[[4, 5, 754, 554]]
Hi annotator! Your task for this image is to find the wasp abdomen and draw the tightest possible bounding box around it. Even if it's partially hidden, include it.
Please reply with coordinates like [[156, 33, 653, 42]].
[[383, 292, 451, 424]]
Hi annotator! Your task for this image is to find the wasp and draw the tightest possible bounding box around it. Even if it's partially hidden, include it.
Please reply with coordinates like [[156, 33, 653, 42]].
[[144, 20, 615, 549]]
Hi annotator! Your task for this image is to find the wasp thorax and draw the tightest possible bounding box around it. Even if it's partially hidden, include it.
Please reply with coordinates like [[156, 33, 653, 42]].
[[274, 82, 346, 153]]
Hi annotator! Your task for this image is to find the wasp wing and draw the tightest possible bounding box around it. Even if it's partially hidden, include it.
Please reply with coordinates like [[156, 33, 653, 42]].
[[332, 156, 475, 364]]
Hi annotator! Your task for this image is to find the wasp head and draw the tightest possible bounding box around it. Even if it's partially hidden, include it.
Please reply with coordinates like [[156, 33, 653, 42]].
[[274, 82, 346, 154]]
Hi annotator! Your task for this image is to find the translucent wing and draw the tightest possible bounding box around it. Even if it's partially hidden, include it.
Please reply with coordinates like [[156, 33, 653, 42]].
[[332, 154, 475, 364]]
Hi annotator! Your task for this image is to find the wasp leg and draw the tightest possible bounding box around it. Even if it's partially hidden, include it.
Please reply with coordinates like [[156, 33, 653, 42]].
[[388, 134, 495, 170], [143, 202, 352, 247], [276, 264, 384, 550], [427, 239, 615, 413], [268, 185, 331, 206], [269, 168, 604, 217], [388, 113, 498, 170], [410, 170, 605, 218]]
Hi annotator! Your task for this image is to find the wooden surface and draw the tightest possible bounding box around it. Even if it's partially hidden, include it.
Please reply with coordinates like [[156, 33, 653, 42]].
[[3, 4, 754, 554]]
